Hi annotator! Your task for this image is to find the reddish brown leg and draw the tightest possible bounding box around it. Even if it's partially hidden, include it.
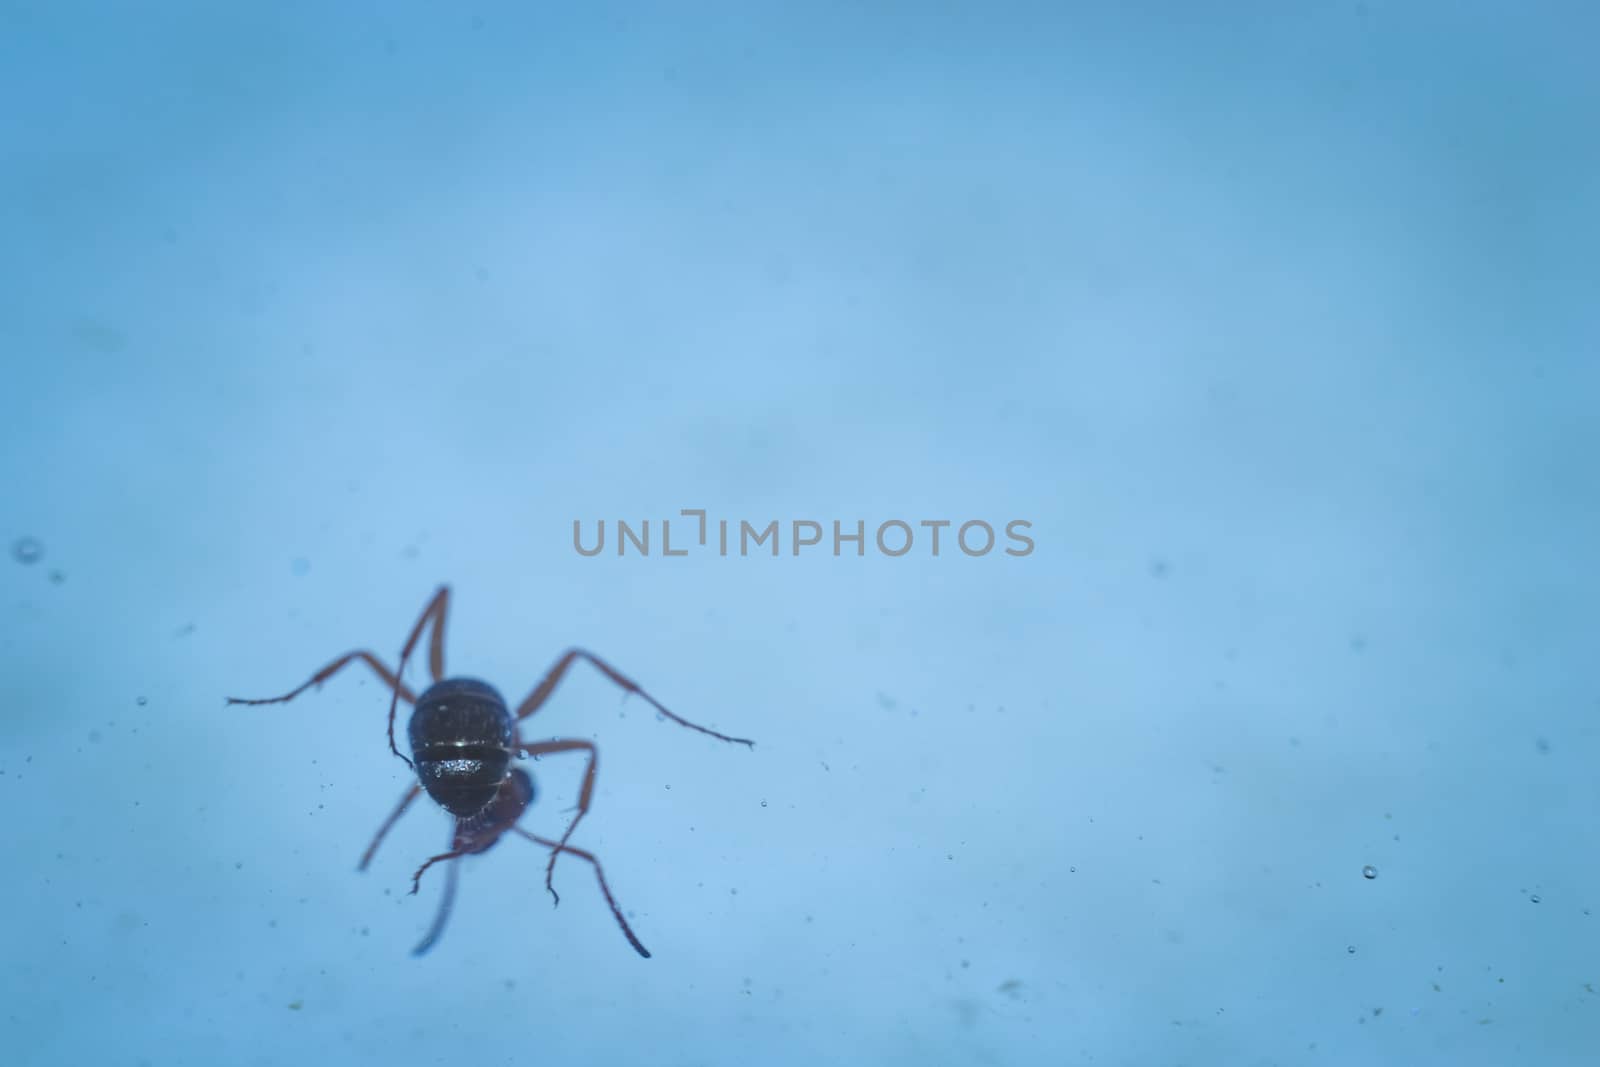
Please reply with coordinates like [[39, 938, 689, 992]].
[[386, 586, 453, 768], [359, 784, 423, 872], [513, 827, 651, 958], [410, 846, 468, 895], [411, 851, 461, 957], [226, 650, 416, 710], [514, 647, 755, 747], [517, 738, 599, 904]]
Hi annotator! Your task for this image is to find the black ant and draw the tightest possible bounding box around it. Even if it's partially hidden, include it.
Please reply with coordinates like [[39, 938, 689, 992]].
[[226, 585, 754, 958]]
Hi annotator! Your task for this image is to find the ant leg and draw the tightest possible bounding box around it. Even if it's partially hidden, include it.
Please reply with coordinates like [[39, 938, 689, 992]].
[[411, 853, 461, 957], [227, 651, 416, 710], [513, 648, 755, 748], [512, 827, 651, 958], [358, 784, 423, 872], [386, 586, 453, 769], [518, 739, 599, 905], [409, 845, 469, 895]]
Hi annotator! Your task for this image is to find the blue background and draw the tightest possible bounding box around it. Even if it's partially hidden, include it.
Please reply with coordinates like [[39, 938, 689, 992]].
[[3, 3, 1598, 1064]]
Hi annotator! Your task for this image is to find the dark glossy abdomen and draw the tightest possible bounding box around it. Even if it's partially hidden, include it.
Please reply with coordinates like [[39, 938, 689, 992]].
[[408, 677, 514, 818]]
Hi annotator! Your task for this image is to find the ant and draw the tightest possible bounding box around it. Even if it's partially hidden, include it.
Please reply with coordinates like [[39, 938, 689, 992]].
[[226, 585, 754, 958]]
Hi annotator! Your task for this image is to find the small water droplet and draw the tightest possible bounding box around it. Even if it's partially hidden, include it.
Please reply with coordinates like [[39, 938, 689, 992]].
[[1363, 865, 1378, 880], [760, 799, 767, 807], [1531, 894, 1541, 904], [136, 696, 148, 707], [1347, 945, 1357, 954]]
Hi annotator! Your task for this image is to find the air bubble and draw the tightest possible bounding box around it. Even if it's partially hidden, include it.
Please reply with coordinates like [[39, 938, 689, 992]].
[[1362, 865, 1378, 880], [136, 696, 148, 707], [760, 799, 767, 807], [11, 537, 43, 565]]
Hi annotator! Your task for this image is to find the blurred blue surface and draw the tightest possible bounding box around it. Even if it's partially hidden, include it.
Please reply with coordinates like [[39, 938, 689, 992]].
[[3, 3, 1598, 1065]]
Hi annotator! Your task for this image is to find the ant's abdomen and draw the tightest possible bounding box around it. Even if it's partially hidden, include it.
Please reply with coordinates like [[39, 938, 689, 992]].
[[408, 677, 515, 818]]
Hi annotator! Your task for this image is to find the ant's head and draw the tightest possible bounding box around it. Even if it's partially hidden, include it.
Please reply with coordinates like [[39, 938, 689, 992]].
[[456, 767, 536, 847]]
